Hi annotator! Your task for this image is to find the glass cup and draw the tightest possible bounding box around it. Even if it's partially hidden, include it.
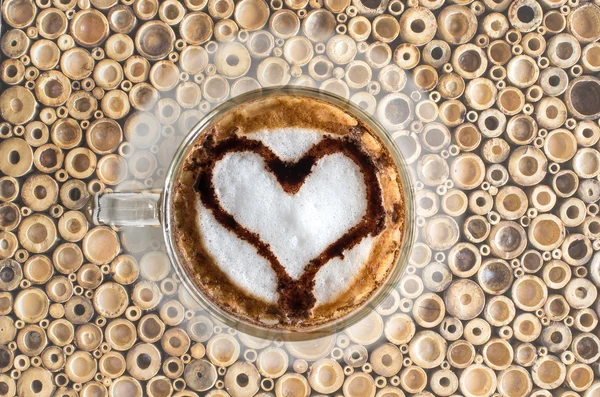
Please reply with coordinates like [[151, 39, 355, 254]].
[[87, 87, 415, 338]]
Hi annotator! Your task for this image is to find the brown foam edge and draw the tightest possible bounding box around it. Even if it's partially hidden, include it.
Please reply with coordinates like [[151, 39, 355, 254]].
[[171, 95, 407, 329]]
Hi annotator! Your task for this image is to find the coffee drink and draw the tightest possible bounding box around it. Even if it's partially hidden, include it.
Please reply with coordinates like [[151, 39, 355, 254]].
[[172, 93, 407, 330]]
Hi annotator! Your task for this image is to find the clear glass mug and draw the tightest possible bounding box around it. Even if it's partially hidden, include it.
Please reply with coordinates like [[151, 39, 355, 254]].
[[86, 87, 415, 338]]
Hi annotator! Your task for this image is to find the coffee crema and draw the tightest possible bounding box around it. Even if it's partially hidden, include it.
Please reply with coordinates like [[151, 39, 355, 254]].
[[172, 94, 407, 329]]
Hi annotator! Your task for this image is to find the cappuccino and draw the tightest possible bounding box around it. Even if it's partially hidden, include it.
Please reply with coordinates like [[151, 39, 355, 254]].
[[172, 94, 407, 329]]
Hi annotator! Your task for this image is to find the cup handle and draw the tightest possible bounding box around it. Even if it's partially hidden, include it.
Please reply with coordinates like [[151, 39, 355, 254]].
[[85, 191, 162, 227]]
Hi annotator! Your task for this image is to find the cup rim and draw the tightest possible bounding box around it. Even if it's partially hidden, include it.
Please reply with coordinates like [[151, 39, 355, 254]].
[[161, 86, 415, 340]]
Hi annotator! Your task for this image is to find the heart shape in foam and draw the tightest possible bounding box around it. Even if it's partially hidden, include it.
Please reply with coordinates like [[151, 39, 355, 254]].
[[194, 132, 385, 317], [213, 151, 367, 279]]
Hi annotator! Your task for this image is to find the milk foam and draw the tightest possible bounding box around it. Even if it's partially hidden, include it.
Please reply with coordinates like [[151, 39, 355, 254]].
[[313, 236, 375, 305], [197, 128, 375, 305], [248, 128, 323, 161], [197, 203, 279, 303]]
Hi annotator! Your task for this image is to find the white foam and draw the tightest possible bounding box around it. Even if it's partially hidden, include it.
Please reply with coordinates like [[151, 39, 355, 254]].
[[196, 202, 279, 303], [313, 237, 375, 305], [248, 128, 323, 161], [212, 151, 367, 279], [198, 128, 375, 305]]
